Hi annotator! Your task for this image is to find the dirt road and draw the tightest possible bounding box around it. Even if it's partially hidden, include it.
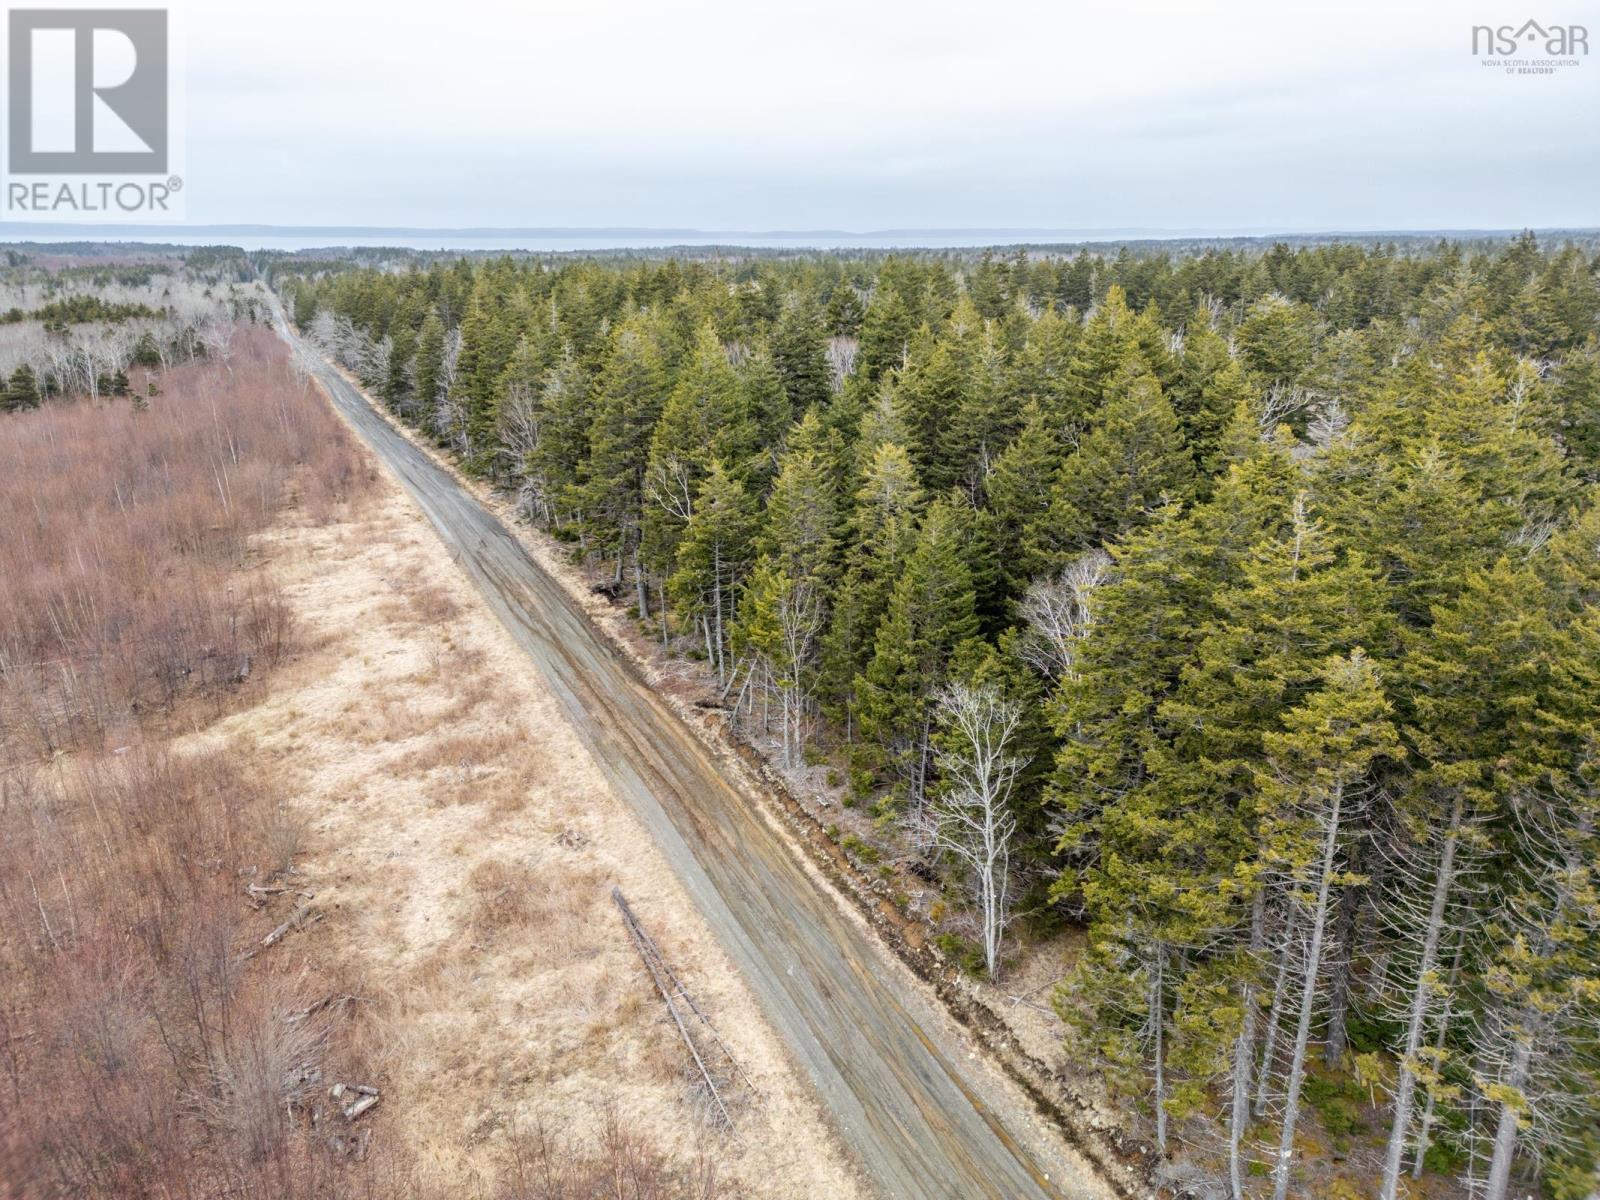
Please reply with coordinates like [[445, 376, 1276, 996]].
[[288, 324, 1115, 1200]]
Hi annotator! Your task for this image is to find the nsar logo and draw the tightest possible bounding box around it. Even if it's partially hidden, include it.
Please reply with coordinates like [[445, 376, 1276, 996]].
[[1471, 18, 1588, 74]]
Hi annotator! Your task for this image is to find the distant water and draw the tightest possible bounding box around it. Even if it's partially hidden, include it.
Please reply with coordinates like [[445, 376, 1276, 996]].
[[1, 230, 1181, 253], [13, 234, 1077, 253], [8, 226, 1562, 255]]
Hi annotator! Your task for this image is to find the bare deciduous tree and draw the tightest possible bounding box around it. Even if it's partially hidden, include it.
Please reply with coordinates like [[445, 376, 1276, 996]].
[[1017, 548, 1113, 680], [826, 335, 858, 391], [199, 319, 237, 377], [431, 327, 466, 453], [924, 681, 1030, 979]]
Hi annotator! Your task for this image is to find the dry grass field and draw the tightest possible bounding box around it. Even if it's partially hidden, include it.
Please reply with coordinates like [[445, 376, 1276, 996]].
[[207, 477, 863, 1199], [0, 337, 860, 1199]]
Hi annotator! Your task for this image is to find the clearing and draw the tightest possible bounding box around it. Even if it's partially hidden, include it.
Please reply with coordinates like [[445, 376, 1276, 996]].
[[200, 468, 865, 1196]]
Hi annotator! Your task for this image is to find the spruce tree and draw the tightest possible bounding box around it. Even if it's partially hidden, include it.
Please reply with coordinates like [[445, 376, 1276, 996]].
[[4, 364, 39, 411], [1236, 294, 1318, 391], [771, 296, 831, 415], [522, 349, 590, 528], [1552, 338, 1600, 480], [985, 400, 1064, 601], [668, 458, 756, 685], [818, 442, 924, 720], [758, 409, 840, 587], [825, 282, 865, 337], [643, 322, 753, 581], [854, 496, 980, 812], [891, 320, 978, 495], [733, 557, 826, 766], [1040, 371, 1194, 560], [740, 346, 793, 470], [1190, 359, 1257, 481], [572, 316, 670, 604], [1010, 306, 1088, 425], [412, 311, 446, 412], [1256, 652, 1399, 1200], [857, 285, 915, 382], [131, 332, 163, 368]]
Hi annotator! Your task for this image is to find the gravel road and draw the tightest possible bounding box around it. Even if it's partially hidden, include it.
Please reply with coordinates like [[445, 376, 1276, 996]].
[[287, 318, 1116, 1200]]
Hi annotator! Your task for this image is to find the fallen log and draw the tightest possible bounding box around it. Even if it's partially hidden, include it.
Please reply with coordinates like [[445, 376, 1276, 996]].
[[284, 993, 359, 1025], [262, 903, 320, 947], [239, 903, 322, 959], [612, 887, 752, 1133], [330, 1082, 382, 1121]]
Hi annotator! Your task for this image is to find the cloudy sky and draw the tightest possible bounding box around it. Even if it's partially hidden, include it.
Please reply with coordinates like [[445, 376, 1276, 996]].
[[172, 0, 1597, 230]]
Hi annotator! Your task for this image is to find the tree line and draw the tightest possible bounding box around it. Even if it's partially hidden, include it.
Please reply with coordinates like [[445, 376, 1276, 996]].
[[278, 232, 1600, 1198], [0, 255, 269, 408]]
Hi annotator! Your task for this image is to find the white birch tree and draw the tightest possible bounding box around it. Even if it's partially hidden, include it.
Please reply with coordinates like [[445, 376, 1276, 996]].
[[1017, 548, 1113, 681], [925, 680, 1030, 979]]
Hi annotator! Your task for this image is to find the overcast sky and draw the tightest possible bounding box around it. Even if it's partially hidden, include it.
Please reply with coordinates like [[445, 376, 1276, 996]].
[[175, 0, 1599, 230]]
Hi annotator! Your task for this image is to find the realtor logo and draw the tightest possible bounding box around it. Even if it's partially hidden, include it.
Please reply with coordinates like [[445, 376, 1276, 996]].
[[8, 8, 167, 172], [1471, 18, 1588, 74], [1471, 18, 1589, 56], [3, 6, 183, 218]]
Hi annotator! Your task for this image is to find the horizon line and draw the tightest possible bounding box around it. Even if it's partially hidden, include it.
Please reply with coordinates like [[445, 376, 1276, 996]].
[[2, 221, 1598, 244]]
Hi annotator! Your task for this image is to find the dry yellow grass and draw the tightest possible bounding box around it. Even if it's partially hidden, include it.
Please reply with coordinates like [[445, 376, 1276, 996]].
[[193, 475, 865, 1198]]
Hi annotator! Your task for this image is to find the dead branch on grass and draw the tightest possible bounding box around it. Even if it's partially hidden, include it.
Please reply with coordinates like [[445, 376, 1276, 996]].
[[611, 887, 755, 1135]]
